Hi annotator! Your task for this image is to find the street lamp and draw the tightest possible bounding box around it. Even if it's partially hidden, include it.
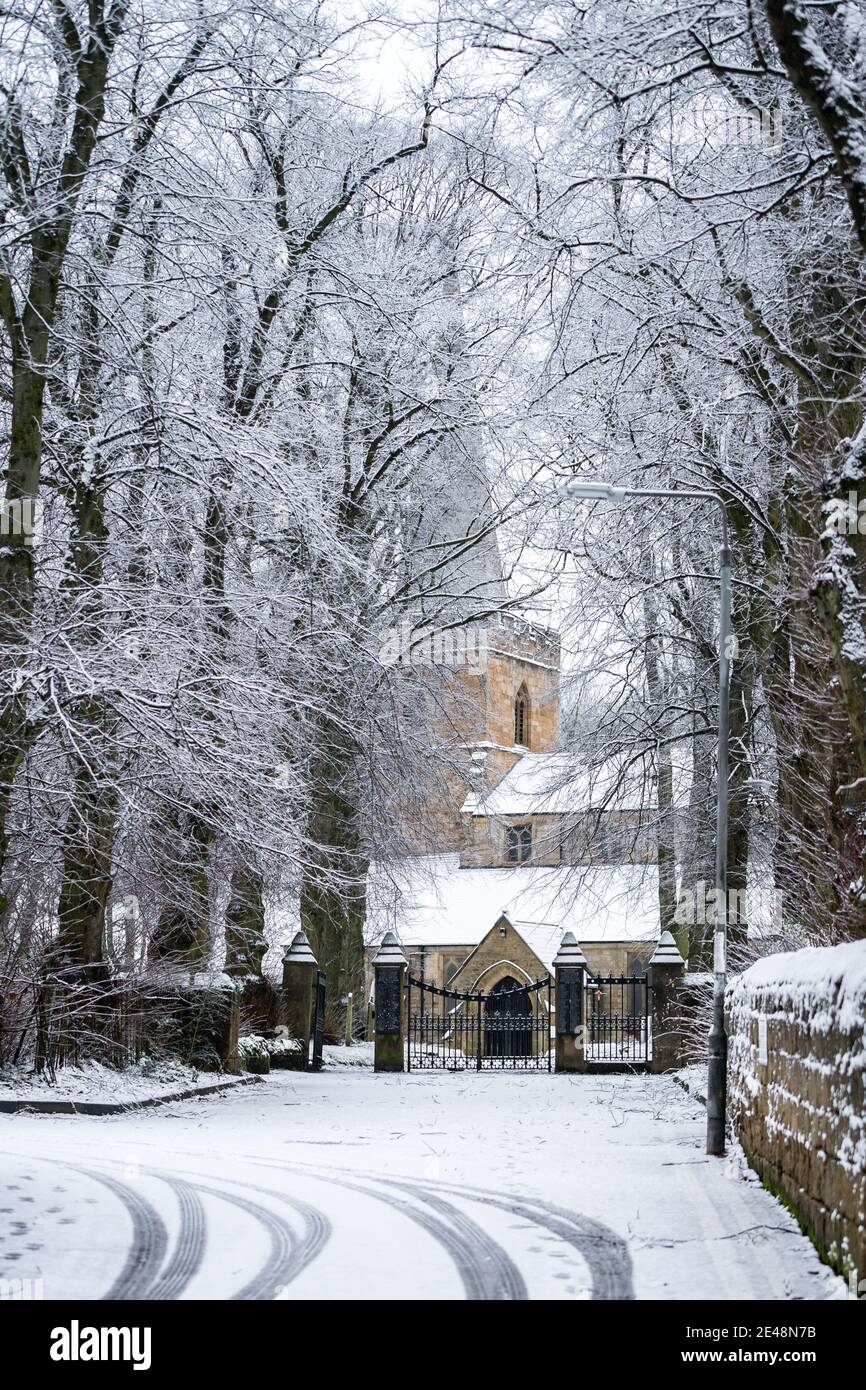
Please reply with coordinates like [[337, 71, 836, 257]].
[[559, 477, 732, 1156]]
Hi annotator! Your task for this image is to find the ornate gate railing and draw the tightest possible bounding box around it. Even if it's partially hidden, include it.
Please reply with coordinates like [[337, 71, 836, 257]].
[[585, 973, 651, 1064], [406, 974, 552, 1071]]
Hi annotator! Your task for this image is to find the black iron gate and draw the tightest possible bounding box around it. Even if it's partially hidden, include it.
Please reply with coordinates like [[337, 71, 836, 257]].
[[585, 973, 651, 1065], [309, 969, 326, 1070], [406, 974, 552, 1071]]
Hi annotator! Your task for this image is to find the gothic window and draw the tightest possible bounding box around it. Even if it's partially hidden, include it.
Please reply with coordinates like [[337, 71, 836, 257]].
[[443, 956, 462, 986], [506, 823, 532, 863], [514, 684, 531, 747]]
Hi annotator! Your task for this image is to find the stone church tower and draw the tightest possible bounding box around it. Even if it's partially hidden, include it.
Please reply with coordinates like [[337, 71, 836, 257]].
[[427, 615, 561, 851], [464, 616, 560, 783], [398, 401, 560, 849]]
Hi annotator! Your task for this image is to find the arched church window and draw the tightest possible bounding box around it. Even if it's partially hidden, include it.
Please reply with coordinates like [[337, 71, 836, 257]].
[[443, 956, 461, 986], [514, 684, 531, 748], [506, 823, 532, 863]]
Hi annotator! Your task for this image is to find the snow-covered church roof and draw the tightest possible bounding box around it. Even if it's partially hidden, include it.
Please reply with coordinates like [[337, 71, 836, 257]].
[[366, 854, 660, 970], [461, 751, 690, 817]]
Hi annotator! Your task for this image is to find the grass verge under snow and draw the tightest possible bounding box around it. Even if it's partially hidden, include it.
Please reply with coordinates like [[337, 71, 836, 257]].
[[0, 1057, 228, 1104]]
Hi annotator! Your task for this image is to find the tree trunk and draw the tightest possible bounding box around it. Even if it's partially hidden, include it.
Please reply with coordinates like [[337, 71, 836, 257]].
[[641, 581, 680, 952], [0, 4, 126, 889], [300, 715, 367, 1043]]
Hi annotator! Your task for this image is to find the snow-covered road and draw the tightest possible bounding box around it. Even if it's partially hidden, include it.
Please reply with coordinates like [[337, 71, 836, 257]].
[[0, 1059, 846, 1301]]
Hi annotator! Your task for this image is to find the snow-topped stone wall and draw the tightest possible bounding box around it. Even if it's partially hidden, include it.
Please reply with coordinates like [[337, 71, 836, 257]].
[[727, 941, 866, 1284]]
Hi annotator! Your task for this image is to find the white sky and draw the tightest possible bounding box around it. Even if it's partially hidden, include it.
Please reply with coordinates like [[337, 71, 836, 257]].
[[348, 7, 436, 110]]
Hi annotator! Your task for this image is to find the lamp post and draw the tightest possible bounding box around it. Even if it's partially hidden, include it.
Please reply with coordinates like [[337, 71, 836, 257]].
[[560, 478, 732, 1156]]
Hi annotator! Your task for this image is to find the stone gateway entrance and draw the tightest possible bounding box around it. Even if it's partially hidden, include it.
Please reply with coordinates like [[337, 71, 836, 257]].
[[406, 972, 552, 1071], [371, 930, 686, 1076]]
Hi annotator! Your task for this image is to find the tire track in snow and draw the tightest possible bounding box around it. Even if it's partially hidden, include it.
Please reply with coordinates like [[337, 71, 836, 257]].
[[55, 1156, 329, 1301], [408, 1178, 635, 1301], [181, 1180, 296, 1300], [284, 1168, 525, 1300], [381, 1178, 528, 1300], [265, 1160, 632, 1300], [58, 1147, 626, 1300], [148, 1177, 206, 1301], [225, 1178, 331, 1292], [177, 1175, 330, 1300], [73, 1167, 169, 1301], [250, 1187, 330, 1282], [86, 1142, 522, 1300]]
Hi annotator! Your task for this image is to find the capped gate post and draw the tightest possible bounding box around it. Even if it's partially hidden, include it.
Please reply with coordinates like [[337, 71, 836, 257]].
[[553, 932, 588, 1073], [648, 930, 686, 1073], [373, 932, 408, 1073], [282, 931, 320, 1067]]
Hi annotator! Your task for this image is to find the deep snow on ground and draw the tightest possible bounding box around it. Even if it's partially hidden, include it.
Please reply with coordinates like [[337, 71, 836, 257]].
[[0, 1064, 847, 1301]]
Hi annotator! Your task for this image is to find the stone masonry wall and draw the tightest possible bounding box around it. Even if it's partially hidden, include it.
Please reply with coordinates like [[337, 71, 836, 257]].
[[460, 810, 656, 869], [449, 918, 547, 994], [727, 942, 866, 1285]]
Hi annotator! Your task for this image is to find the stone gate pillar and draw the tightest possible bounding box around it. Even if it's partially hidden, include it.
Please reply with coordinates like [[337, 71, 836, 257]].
[[553, 932, 588, 1073], [648, 930, 686, 1073], [373, 932, 408, 1073], [282, 930, 320, 1059]]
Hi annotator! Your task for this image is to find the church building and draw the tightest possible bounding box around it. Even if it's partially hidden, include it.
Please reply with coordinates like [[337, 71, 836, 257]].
[[364, 610, 663, 1003]]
